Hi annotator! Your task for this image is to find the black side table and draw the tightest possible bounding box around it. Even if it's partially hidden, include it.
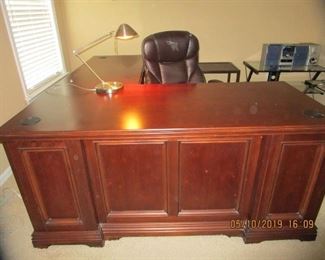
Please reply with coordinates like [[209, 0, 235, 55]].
[[199, 62, 240, 82]]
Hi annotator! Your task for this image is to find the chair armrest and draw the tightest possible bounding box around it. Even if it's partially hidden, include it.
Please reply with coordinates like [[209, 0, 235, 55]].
[[207, 79, 223, 83]]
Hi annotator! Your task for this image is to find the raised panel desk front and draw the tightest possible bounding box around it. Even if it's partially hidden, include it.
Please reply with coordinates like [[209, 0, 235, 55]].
[[0, 56, 325, 247]]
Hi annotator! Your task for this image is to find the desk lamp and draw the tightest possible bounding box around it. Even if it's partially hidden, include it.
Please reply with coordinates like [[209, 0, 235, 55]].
[[73, 23, 138, 94]]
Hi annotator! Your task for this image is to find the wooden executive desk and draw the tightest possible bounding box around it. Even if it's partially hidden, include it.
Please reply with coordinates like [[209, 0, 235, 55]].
[[0, 56, 325, 248]]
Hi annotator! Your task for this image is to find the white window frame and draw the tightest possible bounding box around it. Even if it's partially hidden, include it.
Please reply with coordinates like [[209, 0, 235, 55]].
[[1, 0, 67, 102]]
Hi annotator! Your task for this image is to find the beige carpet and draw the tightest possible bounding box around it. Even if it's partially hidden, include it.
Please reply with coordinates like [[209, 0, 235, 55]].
[[1, 175, 325, 260]]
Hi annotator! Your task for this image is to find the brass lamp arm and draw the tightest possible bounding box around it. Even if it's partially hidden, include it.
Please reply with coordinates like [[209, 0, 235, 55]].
[[71, 24, 138, 94], [72, 30, 115, 84], [74, 53, 105, 84], [73, 30, 115, 55]]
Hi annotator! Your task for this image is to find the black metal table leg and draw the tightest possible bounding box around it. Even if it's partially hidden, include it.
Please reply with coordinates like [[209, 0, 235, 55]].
[[227, 73, 231, 82], [236, 71, 240, 82], [247, 70, 253, 82], [311, 72, 321, 80], [267, 71, 281, 81]]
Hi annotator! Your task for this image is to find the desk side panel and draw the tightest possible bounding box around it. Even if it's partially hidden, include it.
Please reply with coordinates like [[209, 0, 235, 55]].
[[3, 140, 102, 247], [245, 134, 325, 243]]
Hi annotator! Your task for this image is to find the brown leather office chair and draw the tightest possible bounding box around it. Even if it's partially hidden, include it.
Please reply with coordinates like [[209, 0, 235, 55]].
[[141, 31, 206, 84]]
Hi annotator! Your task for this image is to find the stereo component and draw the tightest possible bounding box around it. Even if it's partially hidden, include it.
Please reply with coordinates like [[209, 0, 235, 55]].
[[261, 43, 321, 67]]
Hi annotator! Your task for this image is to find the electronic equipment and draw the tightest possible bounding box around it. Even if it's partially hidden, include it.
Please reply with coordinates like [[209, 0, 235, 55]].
[[261, 43, 321, 67]]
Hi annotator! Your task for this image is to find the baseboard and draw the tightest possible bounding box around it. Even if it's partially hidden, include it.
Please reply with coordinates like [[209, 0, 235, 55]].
[[0, 167, 12, 186]]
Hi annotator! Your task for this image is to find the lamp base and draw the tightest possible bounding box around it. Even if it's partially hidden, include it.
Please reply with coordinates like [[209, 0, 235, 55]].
[[95, 81, 123, 94]]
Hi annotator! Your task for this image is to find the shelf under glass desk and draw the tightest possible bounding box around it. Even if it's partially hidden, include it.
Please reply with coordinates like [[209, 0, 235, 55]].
[[243, 61, 325, 82]]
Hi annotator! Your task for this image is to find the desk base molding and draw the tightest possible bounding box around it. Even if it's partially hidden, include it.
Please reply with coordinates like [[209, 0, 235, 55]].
[[103, 222, 318, 244], [243, 226, 317, 243], [101, 221, 242, 239], [32, 229, 104, 248], [31, 222, 318, 248]]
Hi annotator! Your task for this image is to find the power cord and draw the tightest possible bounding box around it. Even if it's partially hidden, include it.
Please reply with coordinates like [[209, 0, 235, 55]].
[[68, 80, 96, 92]]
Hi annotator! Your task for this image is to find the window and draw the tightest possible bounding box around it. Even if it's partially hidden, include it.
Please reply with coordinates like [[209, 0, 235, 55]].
[[2, 0, 65, 99]]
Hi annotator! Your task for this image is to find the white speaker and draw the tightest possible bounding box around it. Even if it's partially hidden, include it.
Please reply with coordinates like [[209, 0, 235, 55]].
[[308, 44, 321, 65]]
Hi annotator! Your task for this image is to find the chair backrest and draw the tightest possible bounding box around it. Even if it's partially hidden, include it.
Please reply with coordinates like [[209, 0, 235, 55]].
[[141, 31, 205, 84]]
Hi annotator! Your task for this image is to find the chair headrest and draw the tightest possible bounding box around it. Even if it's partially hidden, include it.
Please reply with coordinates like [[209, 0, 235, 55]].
[[142, 31, 200, 62]]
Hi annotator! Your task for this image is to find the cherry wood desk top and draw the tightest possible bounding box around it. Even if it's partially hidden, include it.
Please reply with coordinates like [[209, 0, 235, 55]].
[[2, 55, 324, 140], [1, 80, 325, 139], [1, 55, 325, 139]]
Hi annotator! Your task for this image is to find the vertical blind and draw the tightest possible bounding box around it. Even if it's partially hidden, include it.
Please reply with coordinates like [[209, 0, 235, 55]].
[[3, 0, 64, 91]]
